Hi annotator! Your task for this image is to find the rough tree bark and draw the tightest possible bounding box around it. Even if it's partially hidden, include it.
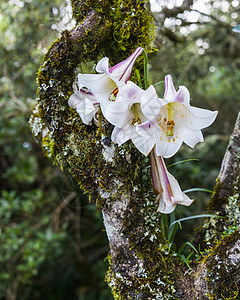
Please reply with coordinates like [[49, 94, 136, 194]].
[[29, 1, 240, 299]]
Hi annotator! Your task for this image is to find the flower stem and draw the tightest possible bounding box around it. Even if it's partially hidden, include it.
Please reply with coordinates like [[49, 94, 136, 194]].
[[135, 69, 143, 88], [142, 49, 149, 90]]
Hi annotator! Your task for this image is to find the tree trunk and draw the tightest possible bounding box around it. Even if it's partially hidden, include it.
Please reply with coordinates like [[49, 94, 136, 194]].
[[29, 1, 240, 298]]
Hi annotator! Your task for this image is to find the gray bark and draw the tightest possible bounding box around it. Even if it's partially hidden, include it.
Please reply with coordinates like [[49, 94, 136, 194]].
[[30, 5, 240, 298]]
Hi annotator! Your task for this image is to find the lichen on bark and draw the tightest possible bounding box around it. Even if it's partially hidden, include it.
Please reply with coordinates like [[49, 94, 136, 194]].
[[193, 113, 240, 299], [30, 1, 181, 298], [29, 0, 240, 298], [197, 113, 240, 249]]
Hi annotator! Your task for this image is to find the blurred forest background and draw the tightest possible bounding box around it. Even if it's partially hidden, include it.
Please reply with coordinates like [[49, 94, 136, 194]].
[[0, 0, 240, 299]]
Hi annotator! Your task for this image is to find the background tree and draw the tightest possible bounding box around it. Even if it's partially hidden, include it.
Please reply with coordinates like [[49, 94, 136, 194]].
[[0, 1, 111, 299]]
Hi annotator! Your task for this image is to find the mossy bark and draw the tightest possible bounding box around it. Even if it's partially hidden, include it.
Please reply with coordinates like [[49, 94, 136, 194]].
[[30, 1, 240, 299], [192, 113, 240, 299]]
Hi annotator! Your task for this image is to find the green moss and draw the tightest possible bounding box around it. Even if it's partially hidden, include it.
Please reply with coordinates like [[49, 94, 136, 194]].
[[71, 0, 156, 64], [105, 182, 182, 299], [202, 230, 240, 299], [28, 1, 179, 298], [193, 152, 240, 249], [29, 0, 155, 205], [207, 177, 224, 212]]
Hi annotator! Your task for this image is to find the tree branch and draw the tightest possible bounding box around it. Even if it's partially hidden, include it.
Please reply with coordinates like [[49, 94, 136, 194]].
[[161, 0, 194, 17], [209, 112, 240, 213], [30, 1, 240, 298]]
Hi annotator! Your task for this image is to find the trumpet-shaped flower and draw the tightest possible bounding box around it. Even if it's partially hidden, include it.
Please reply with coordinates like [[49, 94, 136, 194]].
[[150, 148, 193, 214], [68, 82, 98, 125], [138, 75, 218, 158], [77, 47, 143, 125], [110, 81, 155, 156]]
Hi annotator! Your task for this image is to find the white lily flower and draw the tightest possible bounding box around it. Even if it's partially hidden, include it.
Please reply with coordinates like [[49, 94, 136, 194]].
[[138, 75, 218, 158], [110, 81, 155, 156], [150, 148, 193, 214], [77, 47, 143, 124], [68, 82, 98, 125]]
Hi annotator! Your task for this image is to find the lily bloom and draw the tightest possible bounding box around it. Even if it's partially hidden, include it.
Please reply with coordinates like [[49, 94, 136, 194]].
[[77, 47, 143, 125], [68, 82, 98, 125], [110, 81, 155, 156], [138, 75, 218, 158], [150, 148, 193, 214]]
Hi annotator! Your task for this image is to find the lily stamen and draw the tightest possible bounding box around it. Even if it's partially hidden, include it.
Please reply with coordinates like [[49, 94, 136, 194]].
[[168, 103, 174, 122], [166, 120, 175, 137], [131, 117, 141, 125], [108, 87, 119, 101], [131, 103, 141, 125]]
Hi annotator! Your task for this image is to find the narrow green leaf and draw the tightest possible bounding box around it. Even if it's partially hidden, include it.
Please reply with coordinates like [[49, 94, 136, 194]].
[[168, 242, 176, 252], [153, 81, 164, 87], [142, 49, 149, 89], [167, 158, 199, 168], [186, 251, 194, 261], [183, 188, 213, 194], [168, 222, 179, 243], [177, 241, 198, 256], [177, 243, 186, 256], [168, 212, 178, 244], [170, 211, 175, 223], [169, 214, 224, 229], [179, 254, 191, 269], [161, 213, 168, 238]]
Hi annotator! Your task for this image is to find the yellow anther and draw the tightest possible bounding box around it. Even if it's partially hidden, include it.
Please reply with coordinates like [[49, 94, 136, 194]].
[[131, 117, 141, 125], [166, 120, 175, 137], [131, 104, 141, 125], [108, 87, 118, 101], [166, 130, 173, 137]]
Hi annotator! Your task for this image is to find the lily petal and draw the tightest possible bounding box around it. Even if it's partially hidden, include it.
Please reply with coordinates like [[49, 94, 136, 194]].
[[155, 132, 184, 158], [68, 92, 83, 109], [112, 124, 154, 156], [77, 48, 143, 107], [68, 83, 98, 125], [101, 99, 132, 128], [136, 120, 157, 137], [78, 73, 117, 103], [141, 85, 162, 122], [172, 85, 190, 105], [95, 47, 143, 83], [183, 128, 204, 148], [150, 148, 193, 214], [108, 47, 143, 82], [100, 81, 143, 128], [132, 129, 155, 156], [95, 57, 111, 75], [163, 74, 176, 101], [188, 106, 218, 129], [138, 75, 218, 158], [111, 126, 131, 146]]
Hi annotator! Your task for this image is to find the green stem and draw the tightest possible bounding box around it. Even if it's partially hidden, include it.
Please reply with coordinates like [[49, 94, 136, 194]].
[[142, 49, 148, 90], [161, 213, 168, 238], [135, 69, 142, 88]]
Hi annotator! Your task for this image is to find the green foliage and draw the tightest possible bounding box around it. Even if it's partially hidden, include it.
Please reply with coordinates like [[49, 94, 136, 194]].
[[0, 189, 65, 285], [162, 212, 222, 268], [202, 230, 240, 299], [1, 0, 240, 298], [71, 0, 155, 63], [0, 1, 112, 299]]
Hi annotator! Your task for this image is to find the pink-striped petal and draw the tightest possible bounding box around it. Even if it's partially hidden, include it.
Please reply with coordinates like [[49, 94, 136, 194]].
[[108, 47, 143, 83], [163, 74, 176, 100], [150, 148, 193, 213]]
